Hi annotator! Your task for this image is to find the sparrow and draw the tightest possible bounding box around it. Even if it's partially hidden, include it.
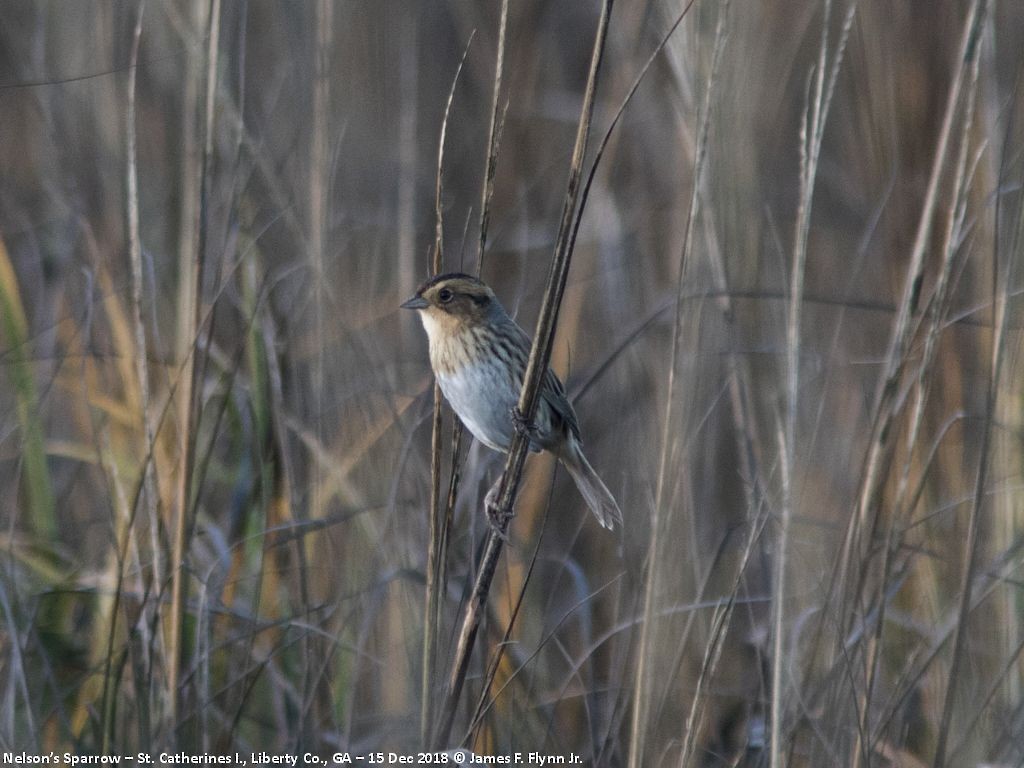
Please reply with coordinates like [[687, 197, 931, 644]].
[[402, 273, 621, 529]]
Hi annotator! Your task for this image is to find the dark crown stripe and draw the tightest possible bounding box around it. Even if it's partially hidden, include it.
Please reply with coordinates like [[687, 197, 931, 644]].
[[415, 271, 483, 295]]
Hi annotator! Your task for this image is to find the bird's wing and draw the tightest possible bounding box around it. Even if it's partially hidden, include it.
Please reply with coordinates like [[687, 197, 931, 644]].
[[506, 318, 582, 443], [541, 367, 581, 441]]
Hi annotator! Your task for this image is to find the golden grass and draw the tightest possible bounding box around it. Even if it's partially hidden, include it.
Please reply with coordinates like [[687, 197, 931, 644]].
[[1, 1, 1023, 765]]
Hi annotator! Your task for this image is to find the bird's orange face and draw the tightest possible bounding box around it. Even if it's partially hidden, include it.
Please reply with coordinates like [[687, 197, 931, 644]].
[[400, 273, 496, 338]]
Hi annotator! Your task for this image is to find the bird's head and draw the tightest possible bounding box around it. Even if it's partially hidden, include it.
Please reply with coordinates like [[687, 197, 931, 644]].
[[400, 273, 500, 338]]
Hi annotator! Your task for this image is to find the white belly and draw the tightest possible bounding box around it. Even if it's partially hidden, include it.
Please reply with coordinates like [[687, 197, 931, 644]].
[[437, 362, 518, 452]]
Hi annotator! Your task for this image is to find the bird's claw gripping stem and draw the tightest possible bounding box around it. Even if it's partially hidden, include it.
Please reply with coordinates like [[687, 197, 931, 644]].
[[511, 406, 537, 440], [485, 480, 513, 540]]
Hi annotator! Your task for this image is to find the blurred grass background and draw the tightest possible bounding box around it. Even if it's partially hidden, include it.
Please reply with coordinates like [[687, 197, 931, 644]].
[[1, 0, 1024, 765]]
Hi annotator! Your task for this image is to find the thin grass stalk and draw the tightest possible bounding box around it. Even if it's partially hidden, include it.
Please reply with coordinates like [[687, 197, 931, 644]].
[[311, 0, 331, 495], [793, 0, 985, 747], [437, 423, 462, 616], [822, 1, 988, 756], [932, 243, 1008, 766], [397, 11, 419, 303], [163, 0, 310, 262], [547, 10, 700, 741], [303, 0, 333, 739], [206, 267, 278, 748], [678, 605, 728, 766], [946, 632, 1024, 763], [257, 321, 324, 737], [774, 0, 857, 761], [423, 380, 445, 742], [217, 15, 256, 740], [101, 5, 149, 751], [99, 457, 158, 753], [0, 579, 35, 747], [168, 0, 220, 736], [464, 490, 553, 745], [448, 7, 509, 739], [887, 59, 982, 640], [172, 5, 203, 741], [573, 0, 698, 250], [128, 0, 174, 747], [168, 9, 202, 683], [433, 1, 614, 747], [121, 0, 161, 729], [165, 10, 205, 741], [776, 32, 829, 759], [988, 46, 1024, 719], [78, 174, 154, 761], [627, 2, 723, 763], [469, 570, 624, 748], [421, 36, 473, 748], [87, 252, 233, 747], [93, 229, 253, 753], [434, 393, 466, 737], [932, 60, 1006, 768], [476, 0, 507, 275], [833, 0, 988, 630], [535, 2, 714, 747], [125, 0, 157, 592], [651, 507, 734, 730], [860, 34, 982, 767], [98, 416, 183, 753], [0, 244, 54, 538], [671, 14, 785, 554], [89, 425, 142, 745], [701, 195, 765, 521], [679, 494, 771, 766], [0, 279, 54, 537], [427, 4, 511, 742], [455, 10, 512, 584]]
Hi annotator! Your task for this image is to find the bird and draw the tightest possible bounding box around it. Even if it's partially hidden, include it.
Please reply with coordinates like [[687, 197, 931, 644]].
[[401, 272, 622, 529]]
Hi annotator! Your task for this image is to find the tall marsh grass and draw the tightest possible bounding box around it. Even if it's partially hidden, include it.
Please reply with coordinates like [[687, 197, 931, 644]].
[[1, 1, 1024, 766]]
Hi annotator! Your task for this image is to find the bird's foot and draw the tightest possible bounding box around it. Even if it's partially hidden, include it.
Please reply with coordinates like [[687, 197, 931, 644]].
[[485, 481, 513, 539], [511, 406, 537, 440]]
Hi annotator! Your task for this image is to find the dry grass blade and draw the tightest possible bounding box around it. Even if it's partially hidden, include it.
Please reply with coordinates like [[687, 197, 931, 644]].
[[573, 0, 699, 249], [421, 33, 474, 748], [774, 2, 855, 764], [467, 564, 623, 747], [432, 0, 615, 748], [862, 15, 983, 766], [167, 0, 221, 737], [835, 0, 989, 613], [304, 0, 334, 737], [100, 4, 148, 752], [628, 1, 725, 764], [437, 3, 511, 744], [932, 27, 1001, 768], [0, 238, 53, 538], [477, 0, 508, 274], [125, 0, 156, 592], [9, 1, 1024, 760], [463, 493, 552, 746]]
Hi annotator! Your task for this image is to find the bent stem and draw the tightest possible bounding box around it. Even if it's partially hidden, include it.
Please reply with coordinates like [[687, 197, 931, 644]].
[[421, 35, 474, 748], [431, 0, 615, 748]]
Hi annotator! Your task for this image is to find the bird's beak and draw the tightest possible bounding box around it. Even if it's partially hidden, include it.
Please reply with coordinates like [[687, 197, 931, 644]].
[[400, 295, 429, 310]]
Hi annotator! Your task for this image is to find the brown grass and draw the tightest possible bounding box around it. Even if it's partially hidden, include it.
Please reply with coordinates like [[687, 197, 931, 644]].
[[1, 2, 1023, 766]]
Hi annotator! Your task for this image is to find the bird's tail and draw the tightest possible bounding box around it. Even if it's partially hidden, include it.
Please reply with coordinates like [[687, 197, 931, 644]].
[[558, 437, 622, 530]]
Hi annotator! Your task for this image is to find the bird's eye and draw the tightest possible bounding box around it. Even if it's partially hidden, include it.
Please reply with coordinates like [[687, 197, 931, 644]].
[[438, 288, 454, 304]]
